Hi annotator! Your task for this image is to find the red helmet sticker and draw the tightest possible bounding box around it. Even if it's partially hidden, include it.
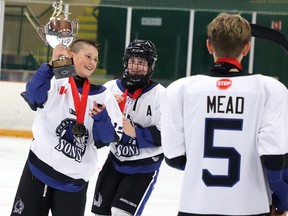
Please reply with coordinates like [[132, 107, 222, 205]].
[[216, 78, 232, 90]]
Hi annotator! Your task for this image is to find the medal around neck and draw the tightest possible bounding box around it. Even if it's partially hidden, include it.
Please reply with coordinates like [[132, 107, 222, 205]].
[[72, 123, 86, 137], [37, 0, 79, 79]]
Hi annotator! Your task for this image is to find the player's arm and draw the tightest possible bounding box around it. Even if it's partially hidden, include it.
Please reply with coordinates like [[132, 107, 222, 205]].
[[134, 124, 161, 148], [122, 92, 163, 148], [160, 79, 186, 170], [165, 155, 186, 170], [261, 154, 288, 212], [91, 89, 123, 148], [259, 79, 288, 212], [91, 107, 119, 148], [120, 117, 161, 148], [21, 63, 54, 111], [22, 46, 66, 110]]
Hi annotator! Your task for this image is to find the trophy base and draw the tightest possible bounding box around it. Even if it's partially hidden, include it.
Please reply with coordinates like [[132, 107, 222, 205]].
[[52, 58, 77, 79]]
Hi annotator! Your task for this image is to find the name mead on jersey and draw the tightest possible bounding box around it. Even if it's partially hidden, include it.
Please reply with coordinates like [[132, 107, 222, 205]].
[[207, 96, 244, 114]]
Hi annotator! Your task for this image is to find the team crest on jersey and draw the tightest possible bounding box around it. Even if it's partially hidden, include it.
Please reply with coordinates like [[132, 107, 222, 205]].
[[55, 118, 88, 162], [13, 197, 24, 214], [115, 137, 140, 157], [115, 116, 140, 157], [216, 78, 232, 90]]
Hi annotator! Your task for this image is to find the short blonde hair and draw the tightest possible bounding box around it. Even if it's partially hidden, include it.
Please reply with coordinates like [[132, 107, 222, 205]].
[[207, 12, 251, 58]]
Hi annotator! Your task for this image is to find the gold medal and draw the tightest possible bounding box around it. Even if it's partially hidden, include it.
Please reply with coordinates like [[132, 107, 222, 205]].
[[72, 123, 86, 137]]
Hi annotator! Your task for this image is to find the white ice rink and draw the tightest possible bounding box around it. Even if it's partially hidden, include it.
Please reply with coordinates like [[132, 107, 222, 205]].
[[0, 136, 183, 216]]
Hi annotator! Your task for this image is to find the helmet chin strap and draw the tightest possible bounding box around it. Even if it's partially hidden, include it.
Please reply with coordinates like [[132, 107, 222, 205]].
[[123, 69, 151, 90], [123, 77, 147, 91]]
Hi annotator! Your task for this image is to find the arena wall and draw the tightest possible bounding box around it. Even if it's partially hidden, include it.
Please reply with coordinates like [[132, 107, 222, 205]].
[[0, 81, 34, 138]]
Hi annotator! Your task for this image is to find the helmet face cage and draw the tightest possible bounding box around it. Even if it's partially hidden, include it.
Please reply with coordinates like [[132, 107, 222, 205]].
[[123, 39, 158, 88]]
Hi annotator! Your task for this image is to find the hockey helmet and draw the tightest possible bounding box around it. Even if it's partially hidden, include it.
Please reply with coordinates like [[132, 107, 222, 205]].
[[123, 39, 158, 88]]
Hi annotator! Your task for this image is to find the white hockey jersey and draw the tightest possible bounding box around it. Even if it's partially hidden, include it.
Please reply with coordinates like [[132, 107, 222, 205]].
[[23, 64, 122, 192], [104, 79, 166, 174], [161, 72, 288, 215]]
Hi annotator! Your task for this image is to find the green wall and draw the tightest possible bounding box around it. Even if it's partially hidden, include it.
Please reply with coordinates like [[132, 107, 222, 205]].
[[253, 14, 288, 84], [97, 8, 288, 87], [97, 7, 127, 79], [131, 9, 189, 80]]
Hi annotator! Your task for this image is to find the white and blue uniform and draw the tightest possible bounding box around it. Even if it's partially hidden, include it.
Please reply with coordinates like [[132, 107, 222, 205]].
[[92, 39, 166, 216], [161, 69, 288, 215], [105, 79, 165, 174], [91, 78, 166, 216], [22, 63, 122, 192]]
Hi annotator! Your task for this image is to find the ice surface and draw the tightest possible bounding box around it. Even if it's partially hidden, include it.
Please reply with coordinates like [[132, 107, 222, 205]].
[[0, 136, 183, 216]]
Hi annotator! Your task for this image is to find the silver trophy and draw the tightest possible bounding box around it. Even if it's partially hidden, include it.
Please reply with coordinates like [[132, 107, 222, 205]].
[[38, 0, 79, 79]]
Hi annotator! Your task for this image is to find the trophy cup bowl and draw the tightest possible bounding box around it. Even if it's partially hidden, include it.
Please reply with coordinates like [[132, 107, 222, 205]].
[[38, 17, 79, 79]]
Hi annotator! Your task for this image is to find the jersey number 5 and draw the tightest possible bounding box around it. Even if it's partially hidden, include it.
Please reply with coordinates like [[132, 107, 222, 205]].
[[202, 118, 243, 187]]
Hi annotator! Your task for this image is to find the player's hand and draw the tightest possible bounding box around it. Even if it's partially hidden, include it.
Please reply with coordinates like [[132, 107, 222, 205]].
[[270, 206, 287, 216], [49, 45, 69, 64], [89, 101, 105, 117], [114, 94, 124, 103], [123, 117, 136, 138]]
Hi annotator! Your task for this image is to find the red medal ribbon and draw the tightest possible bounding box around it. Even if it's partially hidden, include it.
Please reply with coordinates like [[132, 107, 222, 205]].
[[129, 88, 143, 99], [69, 77, 90, 124], [119, 89, 128, 113], [118, 88, 143, 113]]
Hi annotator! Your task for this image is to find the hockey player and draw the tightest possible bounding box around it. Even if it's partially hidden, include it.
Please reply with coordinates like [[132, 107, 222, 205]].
[[11, 39, 122, 216], [91, 39, 166, 216], [161, 13, 288, 216]]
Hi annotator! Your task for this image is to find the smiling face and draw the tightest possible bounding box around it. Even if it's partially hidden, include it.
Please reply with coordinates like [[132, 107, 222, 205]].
[[127, 57, 149, 76], [70, 43, 99, 78]]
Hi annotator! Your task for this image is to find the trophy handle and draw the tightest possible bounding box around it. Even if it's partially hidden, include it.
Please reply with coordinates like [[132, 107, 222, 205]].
[[71, 19, 79, 37], [38, 25, 49, 46]]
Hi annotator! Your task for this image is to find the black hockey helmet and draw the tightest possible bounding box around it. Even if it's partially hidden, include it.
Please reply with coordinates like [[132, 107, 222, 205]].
[[123, 39, 158, 89]]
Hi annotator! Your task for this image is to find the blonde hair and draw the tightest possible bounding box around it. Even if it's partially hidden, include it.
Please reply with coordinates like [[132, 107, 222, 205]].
[[207, 12, 251, 58]]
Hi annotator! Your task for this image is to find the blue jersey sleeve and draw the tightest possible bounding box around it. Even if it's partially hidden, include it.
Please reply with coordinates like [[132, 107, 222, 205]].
[[261, 154, 288, 211], [21, 63, 54, 110], [134, 125, 161, 148], [92, 108, 120, 148]]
